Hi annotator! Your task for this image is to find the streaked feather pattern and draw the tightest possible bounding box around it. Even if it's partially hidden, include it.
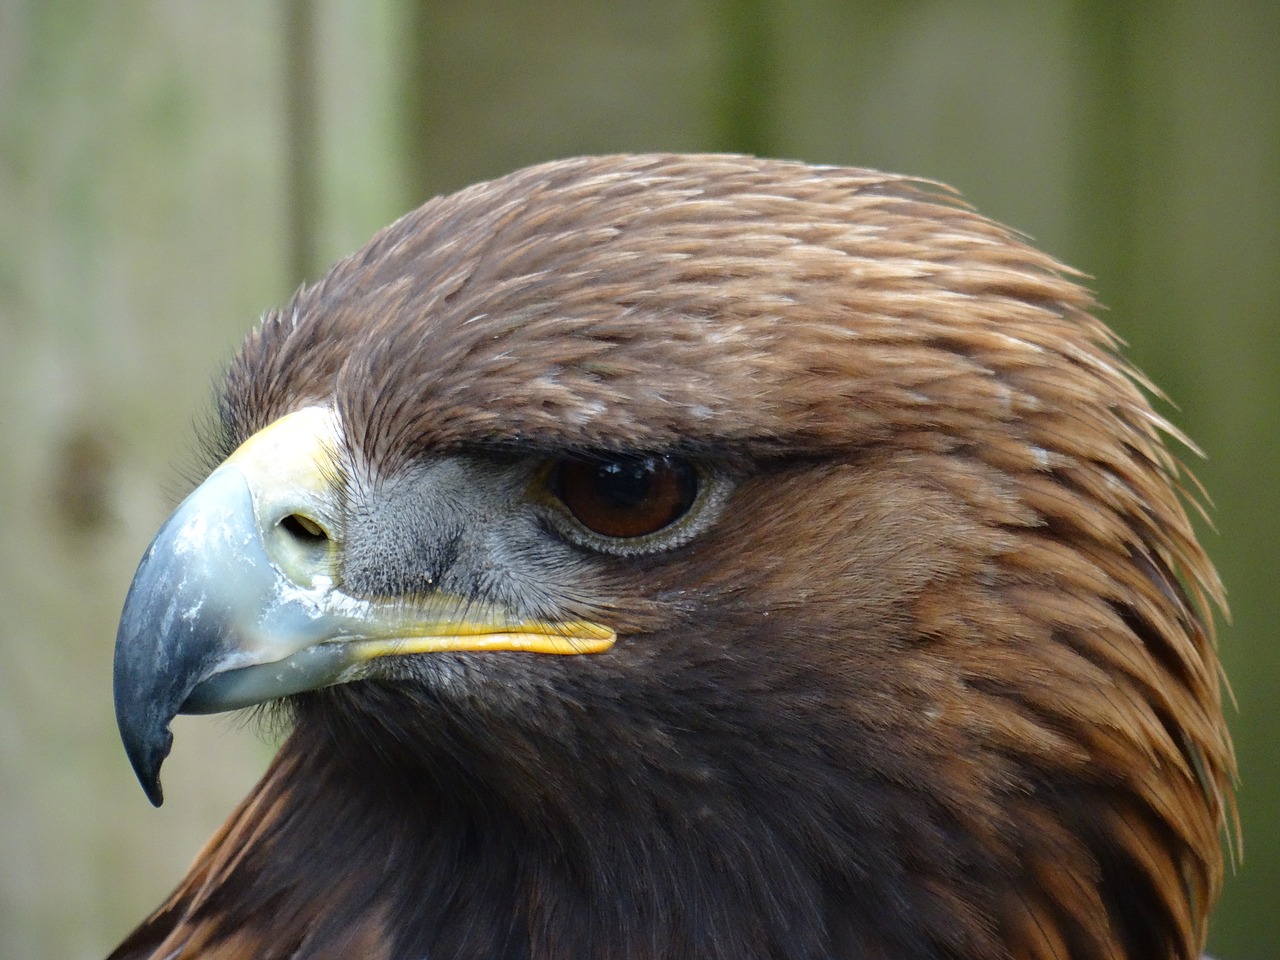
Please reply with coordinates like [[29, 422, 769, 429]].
[[111, 155, 1232, 960]]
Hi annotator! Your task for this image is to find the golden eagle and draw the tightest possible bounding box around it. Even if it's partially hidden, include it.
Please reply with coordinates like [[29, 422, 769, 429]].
[[109, 155, 1233, 960]]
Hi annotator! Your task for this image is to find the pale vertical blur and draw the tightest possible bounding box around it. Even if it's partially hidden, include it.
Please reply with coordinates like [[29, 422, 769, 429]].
[[0, 2, 404, 955], [0, 1, 1274, 957]]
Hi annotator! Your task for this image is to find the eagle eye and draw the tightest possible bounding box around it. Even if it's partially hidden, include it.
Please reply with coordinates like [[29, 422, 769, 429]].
[[552, 455, 698, 540]]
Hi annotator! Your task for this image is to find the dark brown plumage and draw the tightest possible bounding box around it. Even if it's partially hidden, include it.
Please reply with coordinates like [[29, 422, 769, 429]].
[[108, 154, 1233, 960]]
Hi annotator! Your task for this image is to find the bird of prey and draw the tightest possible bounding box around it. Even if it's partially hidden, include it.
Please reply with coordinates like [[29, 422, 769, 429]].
[[109, 154, 1233, 960]]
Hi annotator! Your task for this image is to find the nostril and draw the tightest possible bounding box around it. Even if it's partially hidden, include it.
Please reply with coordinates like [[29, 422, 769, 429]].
[[271, 512, 337, 587], [280, 513, 330, 543]]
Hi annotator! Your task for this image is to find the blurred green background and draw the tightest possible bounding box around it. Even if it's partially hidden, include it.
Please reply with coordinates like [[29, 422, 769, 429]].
[[1, 1, 1275, 957]]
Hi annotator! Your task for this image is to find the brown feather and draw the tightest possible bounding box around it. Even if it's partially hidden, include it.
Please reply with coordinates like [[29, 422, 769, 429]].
[[114, 154, 1232, 960]]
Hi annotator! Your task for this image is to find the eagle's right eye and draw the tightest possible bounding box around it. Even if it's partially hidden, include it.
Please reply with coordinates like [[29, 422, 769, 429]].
[[551, 455, 698, 540]]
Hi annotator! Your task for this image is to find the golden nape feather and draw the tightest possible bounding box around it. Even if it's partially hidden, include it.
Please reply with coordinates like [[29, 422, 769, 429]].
[[108, 154, 1233, 960]]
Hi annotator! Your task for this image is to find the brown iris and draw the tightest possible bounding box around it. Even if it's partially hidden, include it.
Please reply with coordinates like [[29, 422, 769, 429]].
[[552, 455, 699, 540]]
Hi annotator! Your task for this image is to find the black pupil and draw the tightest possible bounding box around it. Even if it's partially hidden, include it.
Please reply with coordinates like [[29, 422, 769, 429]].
[[596, 459, 660, 508]]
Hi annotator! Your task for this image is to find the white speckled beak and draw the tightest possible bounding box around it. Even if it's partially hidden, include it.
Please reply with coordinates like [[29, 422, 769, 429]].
[[112, 407, 614, 807]]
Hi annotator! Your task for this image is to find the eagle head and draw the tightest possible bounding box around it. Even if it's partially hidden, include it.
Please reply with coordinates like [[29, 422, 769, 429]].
[[110, 155, 1232, 960]]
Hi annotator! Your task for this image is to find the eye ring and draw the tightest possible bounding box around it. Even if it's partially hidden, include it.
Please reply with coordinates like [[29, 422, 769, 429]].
[[536, 454, 726, 556]]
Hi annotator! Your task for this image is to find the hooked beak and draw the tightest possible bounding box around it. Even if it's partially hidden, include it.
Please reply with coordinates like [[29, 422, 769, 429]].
[[113, 406, 614, 805]]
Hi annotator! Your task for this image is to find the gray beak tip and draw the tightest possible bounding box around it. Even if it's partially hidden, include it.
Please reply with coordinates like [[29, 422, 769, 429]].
[[129, 731, 169, 808], [113, 644, 173, 807], [111, 468, 253, 806]]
